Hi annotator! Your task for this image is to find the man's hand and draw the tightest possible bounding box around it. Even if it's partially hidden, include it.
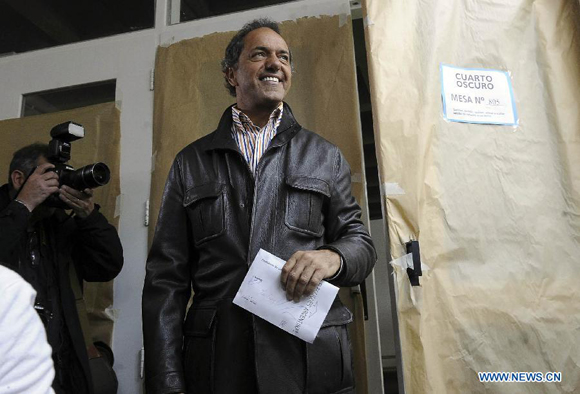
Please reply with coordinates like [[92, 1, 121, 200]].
[[16, 163, 60, 211], [59, 186, 95, 219], [281, 250, 341, 302]]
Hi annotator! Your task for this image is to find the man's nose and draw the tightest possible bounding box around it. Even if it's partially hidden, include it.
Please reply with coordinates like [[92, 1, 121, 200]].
[[265, 54, 282, 70]]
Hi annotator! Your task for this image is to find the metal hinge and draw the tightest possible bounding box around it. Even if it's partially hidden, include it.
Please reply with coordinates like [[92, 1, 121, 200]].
[[149, 69, 155, 91]]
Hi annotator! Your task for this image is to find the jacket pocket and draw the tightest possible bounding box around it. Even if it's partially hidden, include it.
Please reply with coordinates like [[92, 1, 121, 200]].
[[285, 176, 330, 237], [183, 307, 218, 394], [306, 305, 354, 394], [184, 182, 226, 245]]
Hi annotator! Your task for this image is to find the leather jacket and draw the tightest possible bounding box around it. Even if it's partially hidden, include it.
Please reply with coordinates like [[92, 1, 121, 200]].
[[143, 104, 376, 394]]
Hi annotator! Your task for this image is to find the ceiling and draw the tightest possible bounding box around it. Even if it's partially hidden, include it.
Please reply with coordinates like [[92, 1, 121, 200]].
[[0, 0, 154, 56], [0, 0, 303, 56], [180, 0, 294, 22]]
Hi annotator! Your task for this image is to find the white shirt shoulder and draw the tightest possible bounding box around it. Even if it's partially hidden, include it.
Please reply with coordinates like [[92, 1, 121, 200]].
[[0, 266, 55, 394]]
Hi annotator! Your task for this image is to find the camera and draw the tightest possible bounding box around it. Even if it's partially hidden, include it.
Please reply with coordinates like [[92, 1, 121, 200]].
[[44, 121, 111, 208]]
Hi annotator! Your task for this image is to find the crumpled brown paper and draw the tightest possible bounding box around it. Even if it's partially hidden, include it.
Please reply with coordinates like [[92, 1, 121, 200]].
[[363, 0, 580, 392]]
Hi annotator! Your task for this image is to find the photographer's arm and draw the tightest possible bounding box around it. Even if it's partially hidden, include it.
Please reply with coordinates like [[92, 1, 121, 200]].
[[71, 194, 123, 282], [0, 196, 31, 264]]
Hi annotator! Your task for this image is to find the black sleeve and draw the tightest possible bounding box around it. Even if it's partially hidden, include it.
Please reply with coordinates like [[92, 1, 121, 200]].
[[319, 147, 377, 287], [71, 206, 124, 282], [0, 200, 32, 267], [142, 157, 192, 394]]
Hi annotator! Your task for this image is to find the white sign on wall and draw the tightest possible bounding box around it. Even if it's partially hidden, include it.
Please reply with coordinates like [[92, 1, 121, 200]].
[[440, 64, 518, 126]]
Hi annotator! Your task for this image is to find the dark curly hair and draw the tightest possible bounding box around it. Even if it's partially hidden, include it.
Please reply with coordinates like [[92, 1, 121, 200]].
[[8, 143, 49, 187], [221, 18, 291, 97]]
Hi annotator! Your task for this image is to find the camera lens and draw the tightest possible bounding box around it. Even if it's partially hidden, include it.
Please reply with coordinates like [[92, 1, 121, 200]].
[[87, 163, 110, 186], [71, 163, 111, 189]]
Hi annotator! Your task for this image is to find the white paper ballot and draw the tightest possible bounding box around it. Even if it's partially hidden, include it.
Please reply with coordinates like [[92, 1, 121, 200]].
[[233, 249, 339, 343]]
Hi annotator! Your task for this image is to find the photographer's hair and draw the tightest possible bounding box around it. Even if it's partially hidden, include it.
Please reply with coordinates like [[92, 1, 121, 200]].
[[221, 18, 291, 97], [8, 143, 49, 188]]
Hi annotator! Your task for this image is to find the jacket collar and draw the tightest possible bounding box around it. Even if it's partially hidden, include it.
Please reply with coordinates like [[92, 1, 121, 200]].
[[204, 102, 302, 152]]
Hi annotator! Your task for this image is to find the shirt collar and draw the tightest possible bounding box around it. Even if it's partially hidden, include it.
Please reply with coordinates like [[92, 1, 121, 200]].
[[231, 102, 284, 133]]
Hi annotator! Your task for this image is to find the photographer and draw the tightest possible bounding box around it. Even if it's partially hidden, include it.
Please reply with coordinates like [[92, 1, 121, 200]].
[[0, 143, 123, 394]]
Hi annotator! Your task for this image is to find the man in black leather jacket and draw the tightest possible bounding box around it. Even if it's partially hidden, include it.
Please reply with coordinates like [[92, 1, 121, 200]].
[[143, 19, 376, 394], [0, 143, 123, 394]]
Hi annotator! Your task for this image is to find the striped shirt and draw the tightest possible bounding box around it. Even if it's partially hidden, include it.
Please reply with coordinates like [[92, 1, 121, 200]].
[[231, 103, 284, 174]]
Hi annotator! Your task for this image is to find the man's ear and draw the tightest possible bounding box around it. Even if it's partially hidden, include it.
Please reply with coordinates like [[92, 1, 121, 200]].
[[225, 67, 238, 88], [10, 170, 26, 190]]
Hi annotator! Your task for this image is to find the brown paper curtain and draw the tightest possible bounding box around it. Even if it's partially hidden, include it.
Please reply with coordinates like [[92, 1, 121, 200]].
[[363, 0, 580, 393], [0, 102, 121, 344], [150, 15, 369, 392]]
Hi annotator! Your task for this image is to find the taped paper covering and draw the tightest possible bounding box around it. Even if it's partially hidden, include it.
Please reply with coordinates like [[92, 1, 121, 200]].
[[364, 0, 580, 393], [0, 103, 121, 345], [150, 15, 369, 393]]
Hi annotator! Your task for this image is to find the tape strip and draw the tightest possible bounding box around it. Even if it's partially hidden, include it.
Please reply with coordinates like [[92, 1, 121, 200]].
[[381, 182, 405, 195], [391, 253, 431, 272], [339, 13, 348, 27], [160, 36, 176, 48], [391, 253, 413, 269], [351, 172, 363, 183], [114, 86, 123, 110], [104, 306, 120, 322], [151, 151, 157, 173], [363, 16, 374, 28], [114, 194, 122, 218]]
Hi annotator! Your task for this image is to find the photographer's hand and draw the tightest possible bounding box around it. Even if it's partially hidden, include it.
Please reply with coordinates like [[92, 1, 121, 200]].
[[59, 186, 95, 219], [16, 163, 60, 211]]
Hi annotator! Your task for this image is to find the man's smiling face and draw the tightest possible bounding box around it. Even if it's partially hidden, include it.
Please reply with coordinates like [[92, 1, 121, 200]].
[[226, 27, 292, 113]]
